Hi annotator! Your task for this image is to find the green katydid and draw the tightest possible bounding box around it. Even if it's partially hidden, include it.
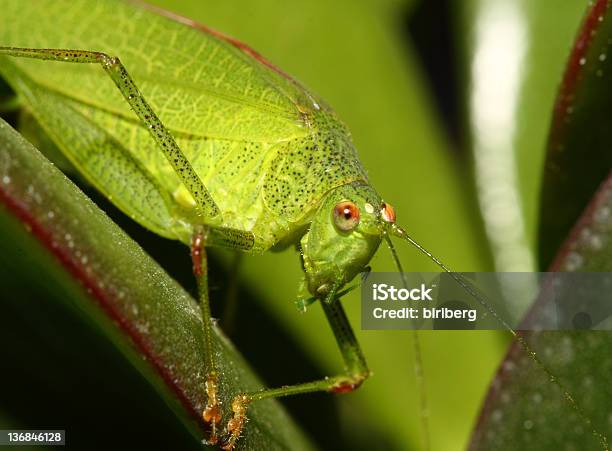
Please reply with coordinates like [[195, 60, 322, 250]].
[[0, 0, 608, 450]]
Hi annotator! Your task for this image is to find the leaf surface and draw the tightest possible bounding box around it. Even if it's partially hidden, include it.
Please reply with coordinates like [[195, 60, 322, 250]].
[[0, 117, 313, 451]]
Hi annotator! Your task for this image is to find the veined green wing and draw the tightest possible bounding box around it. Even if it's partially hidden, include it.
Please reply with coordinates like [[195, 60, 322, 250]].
[[0, 0, 316, 142]]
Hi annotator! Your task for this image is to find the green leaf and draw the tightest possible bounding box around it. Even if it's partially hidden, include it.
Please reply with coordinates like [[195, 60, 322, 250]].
[[469, 174, 612, 450], [0, 117, 314, 451]]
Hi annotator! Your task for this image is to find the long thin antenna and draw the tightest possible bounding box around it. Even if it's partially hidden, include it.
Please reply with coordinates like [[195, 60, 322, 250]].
[[385, 235, 430, 451], [389, 224, 609, 450]]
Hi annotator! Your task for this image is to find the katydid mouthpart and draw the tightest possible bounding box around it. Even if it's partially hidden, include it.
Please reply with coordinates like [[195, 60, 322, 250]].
[[0, 1, 607, 450]]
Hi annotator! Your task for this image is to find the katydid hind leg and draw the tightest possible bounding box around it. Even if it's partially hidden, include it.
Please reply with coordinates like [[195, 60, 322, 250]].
[[221, 299, 370, 450], [191, 229, 222, 444], [0, 46, 219, 220], [190, 224, 255, 445]]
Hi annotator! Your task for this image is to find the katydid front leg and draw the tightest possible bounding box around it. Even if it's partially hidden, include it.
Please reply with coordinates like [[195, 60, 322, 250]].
[[221, 299, 371, 450]]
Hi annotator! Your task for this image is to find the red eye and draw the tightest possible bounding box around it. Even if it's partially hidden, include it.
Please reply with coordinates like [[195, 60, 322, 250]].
[[333, 201, 360, 231], [381, 202, 396, 223]]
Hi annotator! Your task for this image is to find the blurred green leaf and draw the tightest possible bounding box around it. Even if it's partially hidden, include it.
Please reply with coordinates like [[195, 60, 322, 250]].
[[0, 117, 313, 451], [539, 0, 612, 268], [459, 0, 585, 273], [470, 2, 612, 448], [513, 0, 586, 260]]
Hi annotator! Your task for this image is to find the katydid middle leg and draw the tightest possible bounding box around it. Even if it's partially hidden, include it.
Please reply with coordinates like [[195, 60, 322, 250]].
[[221, 298, 370, 450]]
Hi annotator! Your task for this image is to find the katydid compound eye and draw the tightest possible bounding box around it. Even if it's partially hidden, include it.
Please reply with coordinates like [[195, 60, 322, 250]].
[[333, 201, 360, 231]]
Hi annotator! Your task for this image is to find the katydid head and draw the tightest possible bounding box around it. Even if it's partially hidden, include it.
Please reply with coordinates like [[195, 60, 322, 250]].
[[300, 182, 397, 299]]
